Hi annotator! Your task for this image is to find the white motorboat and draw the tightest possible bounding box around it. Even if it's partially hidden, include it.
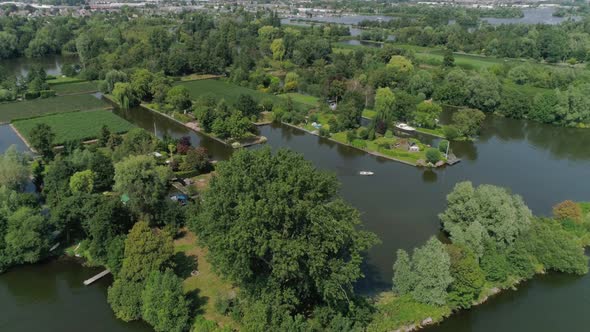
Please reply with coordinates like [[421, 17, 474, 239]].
[[359, 171, 374, 176], [395, 123, 416, 131]]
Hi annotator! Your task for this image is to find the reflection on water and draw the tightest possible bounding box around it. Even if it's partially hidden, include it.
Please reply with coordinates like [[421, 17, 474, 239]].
[[482, 7, 581, 26], [2, 54, 78, 78]]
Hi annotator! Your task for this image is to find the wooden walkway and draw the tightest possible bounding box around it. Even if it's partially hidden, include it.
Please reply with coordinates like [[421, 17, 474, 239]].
[[83, 269, 111, 286]]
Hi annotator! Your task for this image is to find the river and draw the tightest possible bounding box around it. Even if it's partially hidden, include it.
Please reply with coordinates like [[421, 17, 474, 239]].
[[1, 91, 590, 330]]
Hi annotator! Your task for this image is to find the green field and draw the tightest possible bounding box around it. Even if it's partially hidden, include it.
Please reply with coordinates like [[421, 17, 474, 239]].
[[13, 110, 134, 145], [52, 81, 100, 95], [178, 79, 312, 110], [0, 94, 109, 123], [279, 93, 320, 106]]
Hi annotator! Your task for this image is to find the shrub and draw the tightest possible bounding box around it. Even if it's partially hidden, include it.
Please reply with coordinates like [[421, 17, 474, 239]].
[[24, 91, 40, 100], [425, 148, 442, 164], [0, 89, 16, 102], [358, 127, 369, 140], [309, 113, 318, 123], [40, 90, 56, 98], [553, 200, 582, 223], [385, 130, 393, 138], [443, 125, 460, 140]]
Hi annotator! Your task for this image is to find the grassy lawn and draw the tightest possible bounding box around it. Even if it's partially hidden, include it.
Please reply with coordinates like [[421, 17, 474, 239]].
[[362, 109, 377, 119], [178, 79, 281, 105], [0, 94, 109, 123], [279, 93, 320, 107], [368, 293, 451, 332], [179, 74, 223, 82], [51, 81, 100, 95], [47, 76, 86, 85], [178, 79, 312, 111], [12, 110, 134, 145], [174, 230, 239, 330], [414, 126, 446, 138]]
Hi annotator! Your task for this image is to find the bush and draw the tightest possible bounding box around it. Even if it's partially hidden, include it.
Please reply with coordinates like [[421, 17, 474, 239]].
[[425, 148, 442, 164], [553, 200, 582, 223], [352, 139, 367, 149], [385, 130, 393, 138], [319, 127, 330, 137], [24, 91, 40, 100], [40, 90, 56, 98], [308, 113, 319, 123], [0, 89, 16, 102], [358, 127, 369, 140], [443, 125, 460, 140]]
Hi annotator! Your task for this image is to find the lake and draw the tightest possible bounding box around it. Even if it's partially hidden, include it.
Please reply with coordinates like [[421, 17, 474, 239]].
[[482, 7, 581, 26], [1, 82, 590, 330], [1, 54, 77, 78]]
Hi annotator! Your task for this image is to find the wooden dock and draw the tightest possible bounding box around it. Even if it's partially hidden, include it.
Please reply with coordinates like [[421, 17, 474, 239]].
[[83, 269, 111, 286]]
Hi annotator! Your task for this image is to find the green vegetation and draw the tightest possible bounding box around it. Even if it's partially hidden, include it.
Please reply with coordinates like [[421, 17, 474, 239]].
[[0, 94, 109, 123], [51, 81, 99, 95], [179, 79, 283, 105], [380, 182, 590, 331], [13, 110, 134, 145]]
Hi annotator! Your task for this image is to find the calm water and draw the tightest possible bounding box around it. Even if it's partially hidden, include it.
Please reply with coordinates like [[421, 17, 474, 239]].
[[0, 259, 151, 332], [1, 54, 77, 78], [2, 89, 590, 330], [482, 7, 581, 26]]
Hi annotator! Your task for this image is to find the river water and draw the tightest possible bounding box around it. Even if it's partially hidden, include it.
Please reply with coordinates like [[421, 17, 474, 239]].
[[1, 83, 590, 330]]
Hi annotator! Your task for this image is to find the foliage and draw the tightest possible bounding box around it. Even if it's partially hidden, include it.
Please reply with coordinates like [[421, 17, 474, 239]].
[[451, 108, 485, 138], [553, 200, 582, 223], [425, 148, 442, 164], [520, 218, 588, 275], [28, 123, 55, 160], [142, 269, 191, 332], [0, 145, 30, 191], [392, 249, 413, 296], [192, 148, 378, 315], [69, 170, 95, 194], [446, 245, 485, 309], [439, 181, 532, 256], [414, 101, 441, 129], [166, 85, 192, 112], [113, 155, 172, 218], [4, 207, 49, 266], [410, 237, 453, 305]]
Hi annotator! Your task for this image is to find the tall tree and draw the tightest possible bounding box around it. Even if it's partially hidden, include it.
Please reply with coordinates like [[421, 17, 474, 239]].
[[141, 269, 190, 332], [411, 237, 453, 306], [29, 123, 55, 160], [392, 249, 414, 296], [191, 148, 378, 313]]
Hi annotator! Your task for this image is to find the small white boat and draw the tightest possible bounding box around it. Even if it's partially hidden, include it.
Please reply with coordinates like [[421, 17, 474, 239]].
[[359, 171, 374, 176], [395, 123, 416, 131]]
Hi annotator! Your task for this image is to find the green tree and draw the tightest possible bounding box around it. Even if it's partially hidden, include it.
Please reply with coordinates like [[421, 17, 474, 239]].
[[69, 170, 95, 194], [4, 207, 49, 265], [191, 148, 378, 313], [392, 249, 414, 295], [166, 85, 192, 112], [414, 101, 442, 129], [114, 155, 172, 218], [89, 151, 115, 192], [446, 244, 485, 309], [270, 38, 285, 61], [411, 237, 453, 305], [466, 72, 501, 112], [425, 148, 442, 164], [386, 55, 414, 74], [104, 70, 128, 93], [29, 123, 55, 160], [443, 49, 455, 68], [451, 108, 485, 138], [439, 182, 532, 254], [108, 221, 174, 321], [0, 145, 30, 191], [112, 82, 137, 109], [130, 69, 154, 101], [142, 269, 190, 332]]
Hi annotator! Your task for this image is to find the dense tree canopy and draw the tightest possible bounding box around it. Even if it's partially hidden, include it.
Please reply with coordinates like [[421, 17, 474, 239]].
[[191, 148, 378, 315]]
